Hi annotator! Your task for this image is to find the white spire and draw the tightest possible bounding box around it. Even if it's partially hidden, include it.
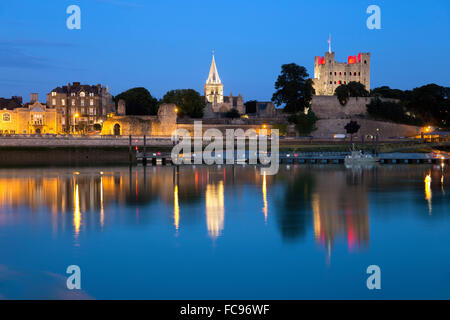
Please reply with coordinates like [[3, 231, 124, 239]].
[[206, 54, 221, 85]]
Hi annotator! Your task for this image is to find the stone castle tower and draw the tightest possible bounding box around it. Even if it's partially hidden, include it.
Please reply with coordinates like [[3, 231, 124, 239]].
[[204, 54, 224, 107], [313, 51, 370, 95]]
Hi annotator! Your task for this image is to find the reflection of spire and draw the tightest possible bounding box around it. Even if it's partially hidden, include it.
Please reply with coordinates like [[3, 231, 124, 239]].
[[262, 172, 268, 223], [174, 185, 180, 231], [205, 181, 224, 239], [425, 173, 432, 215]]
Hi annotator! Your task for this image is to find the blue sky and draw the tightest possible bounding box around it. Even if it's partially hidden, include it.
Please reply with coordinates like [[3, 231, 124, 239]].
[[0, 0, 449, 102]]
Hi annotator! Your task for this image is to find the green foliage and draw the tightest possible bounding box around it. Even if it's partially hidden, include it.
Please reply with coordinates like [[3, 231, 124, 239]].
[[114, 87, 159, 115], [347, 81, 369, 97], [344, 120, 360, 135], [370, 84, 450, 127], [335, 85, 349, 106], [335, 81, 369, 106], [272, 63, 315, 113], [225, 108, 240, 118], [272, 123, 287, 136], [162, 89, 205, 118], [93, 123, 102, 131], [288, 110, 318, 135], [367, 98, 420, 125], [244, 100, 257, 114]]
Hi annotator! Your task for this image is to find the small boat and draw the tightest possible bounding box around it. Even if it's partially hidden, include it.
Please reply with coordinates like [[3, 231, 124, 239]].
[[345, 150, 377, 165]]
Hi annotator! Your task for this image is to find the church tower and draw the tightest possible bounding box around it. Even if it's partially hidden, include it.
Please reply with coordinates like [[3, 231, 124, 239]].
[[204, 54, 224, 107]]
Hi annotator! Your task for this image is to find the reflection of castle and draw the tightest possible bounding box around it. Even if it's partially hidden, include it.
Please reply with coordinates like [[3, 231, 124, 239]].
[[311, 169, 370, 254]]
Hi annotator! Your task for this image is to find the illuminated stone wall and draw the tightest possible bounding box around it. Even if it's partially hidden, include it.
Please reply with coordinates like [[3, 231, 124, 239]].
[[313, 51, 371, 95]]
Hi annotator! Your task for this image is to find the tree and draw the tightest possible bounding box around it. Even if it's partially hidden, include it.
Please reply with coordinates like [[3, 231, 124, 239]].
[[225, 108, 240, 118], [162, 89, 205, 118], [335, 85, 350, 106], [288, 110, 318, 135], [347, 81, 369, 97], [335, 81, 369, 106], [244, 100, 257, 114], [93, 123, 102, 131], [344, 120, 361, 142], [272, 63, 315, 113], [114, 87, 159, 115]]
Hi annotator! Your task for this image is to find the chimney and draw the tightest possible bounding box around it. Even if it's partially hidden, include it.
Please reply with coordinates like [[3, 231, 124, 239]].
[[30, 93, 38, 103]]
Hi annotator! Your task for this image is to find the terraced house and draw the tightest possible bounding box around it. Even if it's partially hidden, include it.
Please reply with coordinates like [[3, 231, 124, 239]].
[[47, 82, 115, 132]]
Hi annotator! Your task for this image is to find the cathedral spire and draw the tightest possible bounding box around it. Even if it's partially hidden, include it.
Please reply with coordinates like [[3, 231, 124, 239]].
[[206, 54, 222, 85]]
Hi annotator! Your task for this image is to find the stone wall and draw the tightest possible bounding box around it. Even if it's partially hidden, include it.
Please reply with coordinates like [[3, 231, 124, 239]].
[[312, 95, 399, 119], [314, 119, 422, 139]]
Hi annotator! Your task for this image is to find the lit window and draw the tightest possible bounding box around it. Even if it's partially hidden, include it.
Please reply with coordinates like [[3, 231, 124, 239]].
[[81, 99, 85, 106], [51, 92, 56, 96], [52, 99, 56, 106], [80, 92, 85, 97], [61, 99, 66, 106], [72, 100, 75, 106], [90, 99, 94, 106]]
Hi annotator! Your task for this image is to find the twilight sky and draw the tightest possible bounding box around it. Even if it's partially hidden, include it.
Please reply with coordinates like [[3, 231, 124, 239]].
[[0, 0, 449, 102]]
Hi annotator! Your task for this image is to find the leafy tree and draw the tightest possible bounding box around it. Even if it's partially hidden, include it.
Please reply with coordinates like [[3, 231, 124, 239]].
[[366, 97, 420, 125], [162, 89, 205, 118], [344, 120, 361, 142], [288, 110, 318, 135], [370, 86, 410, 100], [335, 85, 350, 106], [408, 84, 450, 127], [272, 63, 315, 113], [225, 108, 240, 118], [347, 81, 369, 97], [335, 81, 369, 106], [114, 87, 159, 115]]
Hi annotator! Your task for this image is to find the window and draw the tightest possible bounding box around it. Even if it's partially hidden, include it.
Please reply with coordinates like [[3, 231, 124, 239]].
[[89, 92, 94, 97], [71, 100, 75, 106], [2, 113, 11, 122], [364, 60, 367, 64], [71, 93, 76, 97], [358, 72, 361, 76], [339, 72, 341, 76], [52, 98, 56, 106], [81, 99, 85, 106], [329, 72, 332, 75], [61, 99, 66, 106], [344, 72, 346, 75], [51, 92, 56, 96], [329, 81, 332, 84], [90, 99, 94, 106], [80, 92, 85, 97], [354, 72, 357, 76], [89, 108, 94, 115], [334, 72, 337, 75]]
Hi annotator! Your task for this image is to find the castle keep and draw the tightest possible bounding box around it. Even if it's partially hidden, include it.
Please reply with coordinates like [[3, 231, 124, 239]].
[[312, 51, 370, 95]]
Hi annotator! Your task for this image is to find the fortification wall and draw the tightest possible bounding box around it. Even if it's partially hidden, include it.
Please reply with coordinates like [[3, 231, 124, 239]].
[[314, 119, 422, 139]]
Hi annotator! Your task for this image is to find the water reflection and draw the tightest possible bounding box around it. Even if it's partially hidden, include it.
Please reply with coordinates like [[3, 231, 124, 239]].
[[0, 165, 447, 250]]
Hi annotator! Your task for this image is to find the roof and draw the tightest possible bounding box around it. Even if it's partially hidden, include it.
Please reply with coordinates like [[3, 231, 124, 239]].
[[206, 55, 222, 85], [50, 83, 100, 95]]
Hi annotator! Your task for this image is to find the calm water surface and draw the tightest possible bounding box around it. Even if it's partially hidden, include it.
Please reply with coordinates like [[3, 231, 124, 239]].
[[0, 164, 449, 299]]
